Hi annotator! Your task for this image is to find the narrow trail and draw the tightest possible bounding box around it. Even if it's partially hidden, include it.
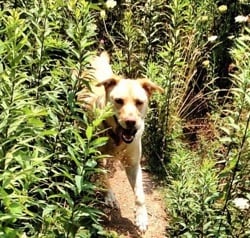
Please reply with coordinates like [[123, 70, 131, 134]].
[[102, 164, 168, 238]]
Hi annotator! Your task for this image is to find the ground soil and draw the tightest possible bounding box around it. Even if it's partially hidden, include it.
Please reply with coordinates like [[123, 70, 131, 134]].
[[102, 164, 167, 238]]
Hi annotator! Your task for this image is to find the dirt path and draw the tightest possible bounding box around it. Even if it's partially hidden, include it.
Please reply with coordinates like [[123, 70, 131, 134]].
[[102, 164, 167, 238]]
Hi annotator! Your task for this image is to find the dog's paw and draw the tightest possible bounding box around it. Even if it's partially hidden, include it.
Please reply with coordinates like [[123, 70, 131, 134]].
[[135, 204, 148, 233], [105, 190, 119, 209]]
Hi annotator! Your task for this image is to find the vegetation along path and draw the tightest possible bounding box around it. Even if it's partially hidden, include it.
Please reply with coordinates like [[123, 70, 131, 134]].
[[102, 163, 167, 238]]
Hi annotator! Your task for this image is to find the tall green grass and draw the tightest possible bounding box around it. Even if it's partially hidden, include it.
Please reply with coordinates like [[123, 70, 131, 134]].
[[0, 1, 115, 237]]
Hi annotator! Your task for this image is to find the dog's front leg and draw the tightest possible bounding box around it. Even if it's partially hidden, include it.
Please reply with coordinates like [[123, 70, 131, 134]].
[[104, 177, 119, 209], [99, 158, 119, 209], [125, 161, 148, 232]]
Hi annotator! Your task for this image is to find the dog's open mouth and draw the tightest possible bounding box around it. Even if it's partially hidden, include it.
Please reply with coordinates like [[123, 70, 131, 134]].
[[116, 126, 137, 144], [121, 128, 137, 143]]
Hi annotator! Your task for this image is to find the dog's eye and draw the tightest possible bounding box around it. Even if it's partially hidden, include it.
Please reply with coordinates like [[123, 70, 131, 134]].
[[115, 98, 124, 105], [135, 99, 144, 106]]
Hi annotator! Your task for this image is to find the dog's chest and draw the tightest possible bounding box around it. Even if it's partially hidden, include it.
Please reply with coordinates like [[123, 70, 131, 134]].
[[105, 139, 127, 156], [102, 139, 132, 164]]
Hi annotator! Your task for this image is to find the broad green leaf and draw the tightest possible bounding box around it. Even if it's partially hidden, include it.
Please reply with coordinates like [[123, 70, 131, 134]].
[[90, 137, 108, 148], [86, 126, 93, 141], [28, 118, 44, 128], [42, 204, 57, 217], [75, 175, 83, 194], [86, 159, 97, 168], [9, 203, 23, 215]]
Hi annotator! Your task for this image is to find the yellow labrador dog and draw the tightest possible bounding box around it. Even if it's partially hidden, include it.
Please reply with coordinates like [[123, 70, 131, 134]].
[[78, 52, 163, 232]]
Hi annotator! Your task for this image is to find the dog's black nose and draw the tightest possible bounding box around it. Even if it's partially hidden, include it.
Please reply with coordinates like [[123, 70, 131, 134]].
[[125, 119, 136, 128]]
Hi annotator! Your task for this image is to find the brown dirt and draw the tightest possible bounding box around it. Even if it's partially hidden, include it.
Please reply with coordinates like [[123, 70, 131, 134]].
[[102, 164, 168, 238]]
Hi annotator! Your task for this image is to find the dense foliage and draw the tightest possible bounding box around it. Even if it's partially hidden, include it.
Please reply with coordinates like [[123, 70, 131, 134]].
[[0, 0, 249, 237], [0, 1, 112, 237]]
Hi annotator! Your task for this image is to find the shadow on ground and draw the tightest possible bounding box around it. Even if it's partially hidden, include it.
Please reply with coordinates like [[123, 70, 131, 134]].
[[101, 166, 167, 238], [102, 207, 142, 238]]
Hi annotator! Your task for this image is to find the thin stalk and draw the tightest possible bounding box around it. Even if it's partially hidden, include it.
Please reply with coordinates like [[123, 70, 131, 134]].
[[162, 36, 178, 143], [217, 112, 250, 234], [36, 2, 48, 99], [223, 81, 247, 160], [66, 206, 76, 238]]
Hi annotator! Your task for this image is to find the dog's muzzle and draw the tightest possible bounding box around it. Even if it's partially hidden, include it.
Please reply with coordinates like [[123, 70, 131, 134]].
[[114, 116, 137, 144], [104, 116, 138, 145]]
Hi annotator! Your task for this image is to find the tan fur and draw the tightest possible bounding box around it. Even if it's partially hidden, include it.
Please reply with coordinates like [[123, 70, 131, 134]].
[[78, 52, 163, 233]]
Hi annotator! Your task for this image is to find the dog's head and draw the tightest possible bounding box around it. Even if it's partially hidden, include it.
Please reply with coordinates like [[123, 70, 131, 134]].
[[92, 52, 164, 144]]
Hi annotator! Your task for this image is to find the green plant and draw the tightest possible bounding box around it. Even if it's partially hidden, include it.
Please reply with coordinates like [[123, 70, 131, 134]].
[[214, 25, 250, 237], [143, 0, 218, 175], [164, 19, 250, 238], [0, 1, 114, 237], [165, 143, 220, 237]]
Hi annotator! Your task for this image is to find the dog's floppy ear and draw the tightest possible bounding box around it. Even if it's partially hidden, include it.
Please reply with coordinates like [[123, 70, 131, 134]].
[[91, 51, 113, 82], [139, 78, 164, 97], [96, 76, 120, 91]]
